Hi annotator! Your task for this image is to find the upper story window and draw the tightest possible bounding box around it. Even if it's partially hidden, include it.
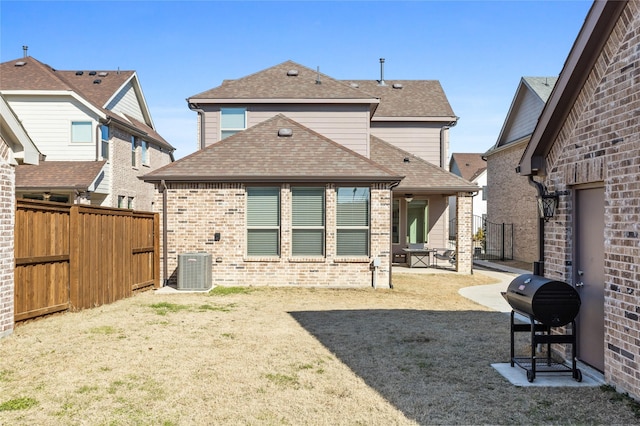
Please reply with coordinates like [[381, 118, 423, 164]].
[[336, 187, 370, 256], [100, 125, 109, 160], [141, 140, 149, 166], [246, 187, 280, 257], [291, 187, 325, 256], [220, 108, 246, 140], [131, 136, 137, 167], [71, 121, 92, 143]]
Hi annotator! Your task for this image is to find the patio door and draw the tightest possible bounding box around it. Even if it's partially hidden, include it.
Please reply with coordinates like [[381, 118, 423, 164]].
[[407, 200, 428, 244]]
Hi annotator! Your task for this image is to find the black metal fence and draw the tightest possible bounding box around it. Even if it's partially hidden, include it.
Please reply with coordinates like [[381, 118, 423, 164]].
[[450, 216, 513, 260]]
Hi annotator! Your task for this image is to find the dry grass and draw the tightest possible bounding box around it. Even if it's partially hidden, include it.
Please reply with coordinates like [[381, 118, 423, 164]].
[[1, 271, 639, 425]]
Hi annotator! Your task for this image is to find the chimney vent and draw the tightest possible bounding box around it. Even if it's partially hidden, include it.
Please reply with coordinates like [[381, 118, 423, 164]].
[[22, 45, 28, 57], [378, 58, 386, 86], [316, 66, 321, 84], [278, 128, 293, 137]]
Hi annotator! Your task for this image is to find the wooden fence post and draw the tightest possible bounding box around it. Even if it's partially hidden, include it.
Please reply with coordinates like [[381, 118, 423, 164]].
[[69, 205, 80, 310]]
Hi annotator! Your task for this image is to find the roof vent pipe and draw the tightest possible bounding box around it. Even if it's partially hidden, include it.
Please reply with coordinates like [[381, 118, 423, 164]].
[[316, 66, 321, 85], [378, 58, 386, 86], [22, 45, 28, 58]]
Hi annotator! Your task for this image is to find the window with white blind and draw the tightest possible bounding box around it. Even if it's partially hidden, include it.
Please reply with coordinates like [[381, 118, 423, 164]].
[[221, 108, 246, 139], [71, 121, 92, 143], [292, 187, 325, 256], [247, 187, 280, 256], [336, 187, 370, 256]]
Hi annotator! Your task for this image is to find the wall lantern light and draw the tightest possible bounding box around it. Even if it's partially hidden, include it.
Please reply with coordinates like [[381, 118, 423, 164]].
[[536, 190, 569, 221]]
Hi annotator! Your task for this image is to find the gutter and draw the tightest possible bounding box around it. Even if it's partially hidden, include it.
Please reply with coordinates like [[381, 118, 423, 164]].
[[528, 176, 545, 275], [440, 117, 458, 169], [188, 103, 207, 150]]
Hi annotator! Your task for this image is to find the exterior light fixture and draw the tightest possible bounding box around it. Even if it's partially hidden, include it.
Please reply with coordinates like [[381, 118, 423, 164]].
[[405, 194, 413, 203], [536, 193, 558, 221]]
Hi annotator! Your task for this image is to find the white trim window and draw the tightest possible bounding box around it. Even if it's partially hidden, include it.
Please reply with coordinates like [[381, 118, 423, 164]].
[[131, 136, 137, 167], [336, 187, 370, 256], [71, 121, 92, 143], [141, 140, 149, 166], [292, 187, 325, 256], [220, 108, 246, 139], [100, 125, 109, 160], [247, 187, 280, 256]]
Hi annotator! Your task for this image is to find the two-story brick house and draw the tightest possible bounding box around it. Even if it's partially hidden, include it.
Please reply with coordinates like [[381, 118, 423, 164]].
[[519, 0, 640, 399], [143, 61, 477, 288], [0, 55, 175, 210]]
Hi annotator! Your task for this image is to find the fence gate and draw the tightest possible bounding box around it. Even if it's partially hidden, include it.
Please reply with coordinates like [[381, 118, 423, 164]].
[[450, 216, 513, 261]]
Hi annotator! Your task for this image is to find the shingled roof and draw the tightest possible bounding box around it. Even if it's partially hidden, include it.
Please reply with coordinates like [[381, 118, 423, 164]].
[[188, 60, 379, 103], [0, 56, 173, 151], [449, 153, 487, 182], [370, 137, 478, 194], [16, 160, 106, 191], [142, 114, 402, 184], [346, 80, 456, 119]]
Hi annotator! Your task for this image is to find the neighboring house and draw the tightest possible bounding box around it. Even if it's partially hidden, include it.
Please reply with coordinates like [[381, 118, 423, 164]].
[[0, 55, 175, 210], [448, 153, 487, 238], [144, 61, 477, 288], [484, 77, 557, 265], [0, 95, 40, 338], [519, 0, 640, 399]]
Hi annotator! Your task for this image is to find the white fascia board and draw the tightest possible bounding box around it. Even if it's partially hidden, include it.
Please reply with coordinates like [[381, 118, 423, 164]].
[[1, 90, 107, 119], [371, 115, 458, 122], [0, 96, 40, 165], [188, 98, 380, 105]]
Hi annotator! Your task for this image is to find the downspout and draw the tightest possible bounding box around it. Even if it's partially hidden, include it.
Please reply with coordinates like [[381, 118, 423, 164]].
[[188, 103, 206, 150], [440, 118, 458, 170], [160, 179, 169, 287], [528, 176, 545, 276]]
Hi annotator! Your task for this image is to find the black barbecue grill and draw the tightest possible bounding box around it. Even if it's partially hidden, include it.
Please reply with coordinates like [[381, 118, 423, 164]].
[[504, 274, 583, 382]]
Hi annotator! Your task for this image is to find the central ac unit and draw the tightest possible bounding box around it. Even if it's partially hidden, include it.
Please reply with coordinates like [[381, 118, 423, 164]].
[[177, 253, 212, 290]]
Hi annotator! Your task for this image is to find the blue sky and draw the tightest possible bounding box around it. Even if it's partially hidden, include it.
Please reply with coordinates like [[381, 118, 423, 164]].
[[1, 1, 593, 159]]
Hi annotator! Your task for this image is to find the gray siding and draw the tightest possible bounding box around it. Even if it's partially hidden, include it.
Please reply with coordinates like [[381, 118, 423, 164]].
[[106, 81, 145, 122], [501, 89, 544, 145]]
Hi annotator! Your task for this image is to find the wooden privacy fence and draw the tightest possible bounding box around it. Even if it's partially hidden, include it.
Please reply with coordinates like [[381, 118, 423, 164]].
[[14, 199, 160, 322]]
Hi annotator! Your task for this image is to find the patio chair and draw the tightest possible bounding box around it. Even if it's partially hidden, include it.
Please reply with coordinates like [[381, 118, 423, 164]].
[[434, 249, 455, 267]]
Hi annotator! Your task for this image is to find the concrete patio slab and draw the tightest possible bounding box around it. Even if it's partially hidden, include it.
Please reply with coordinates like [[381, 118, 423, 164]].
[[492, 362, 602, 387]]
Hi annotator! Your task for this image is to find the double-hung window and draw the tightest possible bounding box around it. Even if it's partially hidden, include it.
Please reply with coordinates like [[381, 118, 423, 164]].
[[336, 187, 370, 256], [71, 121, 92, 143], [292, 187, 325, 256], [220, 108, 246, 139], [100, 125, 109, 159], [247, 187, 280, 256]]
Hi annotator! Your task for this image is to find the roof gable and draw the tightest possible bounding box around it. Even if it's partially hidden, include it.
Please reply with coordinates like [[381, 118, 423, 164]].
[[143, 114, 401, 183], [490, 77, 557, 151], [188, 60, 379, 102], [520, 0, 627, 176]]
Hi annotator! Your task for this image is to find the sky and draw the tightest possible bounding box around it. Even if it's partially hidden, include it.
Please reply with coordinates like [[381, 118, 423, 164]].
[[1, 0, 594, 160]]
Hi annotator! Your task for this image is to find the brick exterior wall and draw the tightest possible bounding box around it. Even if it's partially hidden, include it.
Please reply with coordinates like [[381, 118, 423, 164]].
[[155, 183, 392, 288], [0, 139, 15, 338], [539, 1, 640, 399], [109, 126, 172, 211], [486, 140, 539, 263]]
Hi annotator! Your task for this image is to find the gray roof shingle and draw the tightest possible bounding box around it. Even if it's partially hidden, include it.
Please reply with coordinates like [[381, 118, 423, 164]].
[[449, 153, 487, 182], [16, 160, 106, 190], [142, 115, 402, 183]]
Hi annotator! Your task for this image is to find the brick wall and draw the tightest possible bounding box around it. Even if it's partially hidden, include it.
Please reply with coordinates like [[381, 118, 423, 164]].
[[0, 139, 15, 338], [486, 141, 539, 263], [540, 1, 640, 399], [455, 192, 473, 274], [155, 182, 392, 288], [110, 127, 172, 211]]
